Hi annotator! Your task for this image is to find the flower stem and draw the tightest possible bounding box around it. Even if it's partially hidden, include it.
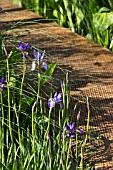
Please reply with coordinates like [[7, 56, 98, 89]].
[[0, 92, 5, 169], [17, 59, 26, 147], [76, 120, 79, 169], [18, 59, 26, 114], [80, 96, 90, 169], [66, 72, 69, 117], [32, 101, 37, 170], [6, 58, 13, 142]]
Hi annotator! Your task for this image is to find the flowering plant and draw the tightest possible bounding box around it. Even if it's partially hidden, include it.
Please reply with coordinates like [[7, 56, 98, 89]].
[[0, 6, 96, 170]]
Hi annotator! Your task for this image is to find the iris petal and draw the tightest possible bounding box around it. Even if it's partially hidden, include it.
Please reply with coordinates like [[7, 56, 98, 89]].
[[42, 62, 48, 70], [1, 84, 4, 90], [0, 77, 5, 90], [25, 43, 31, 49], [54, 92, 57, 98], [33, 49, 44, 62], [0, 8, 2, 12], [77, 129, 82, 134], [56, 93, 62, 102], [0, 77, 5, 83], [33, 50, 39, 61], [48, 98, 55, 108], [31, 61, 36, 71], [48, 92, 62, 109], [60, 103, 64, 109], [18, 42, 31, 53], [66, 122, 75, 132], [18, 42, 23, 50], [54, 92, 62, 103]]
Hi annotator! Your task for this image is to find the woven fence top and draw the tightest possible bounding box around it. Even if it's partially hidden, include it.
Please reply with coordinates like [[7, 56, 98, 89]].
[[1, 1, 113, 169]]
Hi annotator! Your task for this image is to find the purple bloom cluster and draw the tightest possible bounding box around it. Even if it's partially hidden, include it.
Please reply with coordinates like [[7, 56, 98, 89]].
[[18, 42, 48, 71], [18, 42, 31, 51], [66, 122, 75, 131], [0, 77, 6, 90], [18, 42, 31, 58], [65, 122, 82, 138], [0, 7, 2, 12], [31, 49, 48, 71], [48, 92, 62, 109]]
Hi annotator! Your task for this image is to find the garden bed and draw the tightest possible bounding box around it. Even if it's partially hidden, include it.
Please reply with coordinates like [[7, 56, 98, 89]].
[[1, 0, 113, 169]]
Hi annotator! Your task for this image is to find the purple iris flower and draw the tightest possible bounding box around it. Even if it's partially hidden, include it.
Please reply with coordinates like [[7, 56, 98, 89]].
[[65, 122, 82, 138], [77, 129, 82, 134], [48, 92, 62, 108], [31, 49, 48, 71], [18, 42, 31, 51], [66, 122, 75, 132], [0, 77, 5, 90], [18, 42, 31, 59], [42, 62, 48, 70], [33, 49, 45, 62], [60, 103, 64, 109], [31, 61, 36, 71], [0, 7, 2, 12], [54, 92, 62, 103]]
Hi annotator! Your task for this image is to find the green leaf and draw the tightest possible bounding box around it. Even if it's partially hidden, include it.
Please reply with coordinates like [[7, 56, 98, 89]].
[[109, 39, 113, 49], [108, 0, 113, 8], [41, 63, 57, 86], [89, 0, 99, 13], [98, 7, 111, 13], [93, 9, 113, 31], [59, 5, 64, 15], [53, 9, 59, 18], [86, 33, 93, 40], [63, 0, 75, 32], [12, 160, 18, 170], [74, 6, 84, 26]]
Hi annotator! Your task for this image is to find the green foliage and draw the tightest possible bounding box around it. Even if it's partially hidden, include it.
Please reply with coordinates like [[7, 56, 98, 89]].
[[93, 7, 113, 32], [41, 63, 57, 86], [13, 0, 113, 51]]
